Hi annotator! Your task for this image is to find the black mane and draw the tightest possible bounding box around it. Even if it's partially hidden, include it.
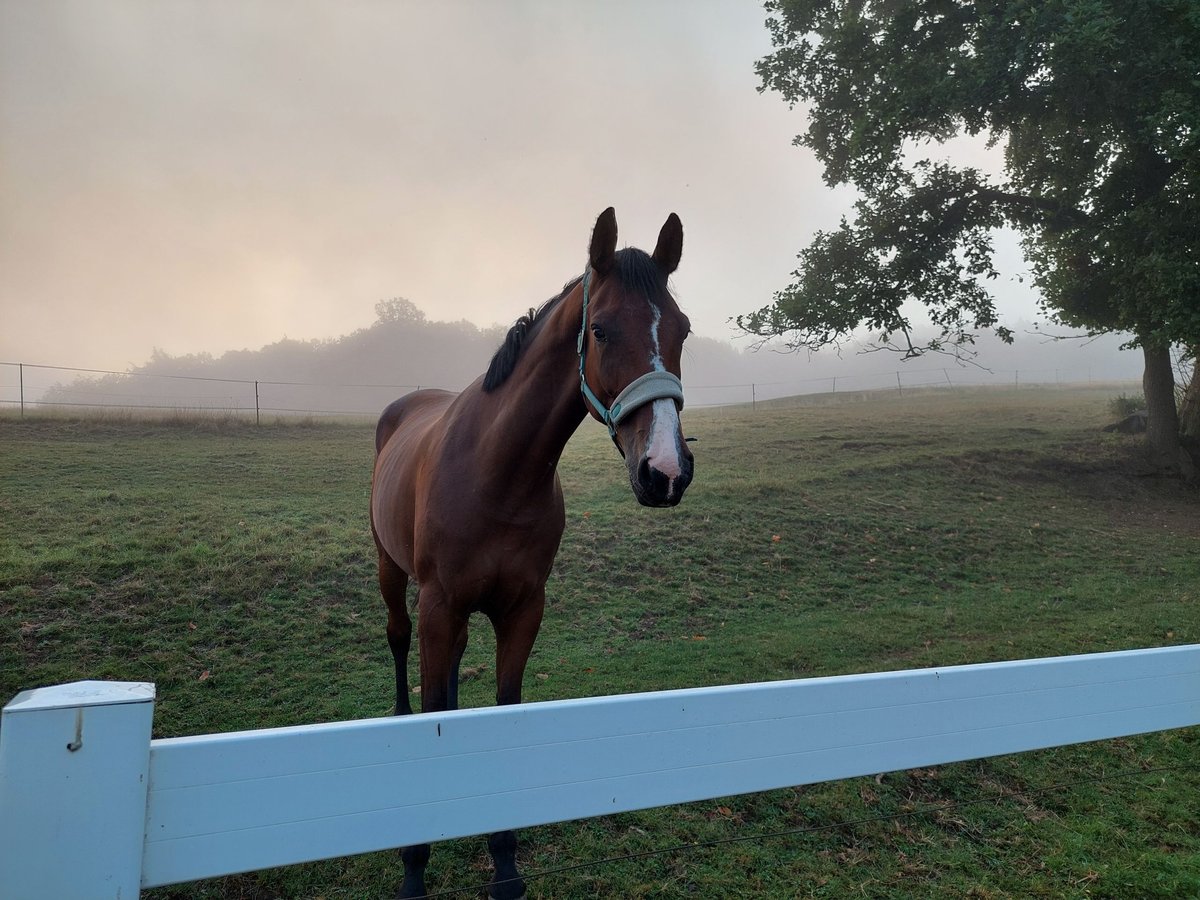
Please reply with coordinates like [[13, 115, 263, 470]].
[[481, 250, 670, 393], [482, 280, 577, 392]]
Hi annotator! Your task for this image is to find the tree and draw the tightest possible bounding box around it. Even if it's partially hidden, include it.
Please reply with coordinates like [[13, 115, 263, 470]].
[[375, 297, 427, 326], [743, 0, 1200, 475]]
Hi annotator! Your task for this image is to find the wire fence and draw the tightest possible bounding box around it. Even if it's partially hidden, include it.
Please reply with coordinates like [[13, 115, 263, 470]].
[[0, 359, 1140, 422]]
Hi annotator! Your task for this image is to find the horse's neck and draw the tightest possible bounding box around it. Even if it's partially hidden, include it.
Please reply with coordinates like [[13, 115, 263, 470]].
[[473, 288, 588, 492]]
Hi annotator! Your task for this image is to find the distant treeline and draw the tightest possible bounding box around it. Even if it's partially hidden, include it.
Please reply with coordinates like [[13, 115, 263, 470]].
[[29, 298, 1146, 415], [35, 298, 795, 414]]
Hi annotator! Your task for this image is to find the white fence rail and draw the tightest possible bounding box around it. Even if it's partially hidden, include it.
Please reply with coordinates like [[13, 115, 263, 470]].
[[2, 645, 1198, 898]]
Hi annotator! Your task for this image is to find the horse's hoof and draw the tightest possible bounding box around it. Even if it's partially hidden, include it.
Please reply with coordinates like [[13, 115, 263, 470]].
[[397, 877, 427, 899], [485, 881, 526, 900]]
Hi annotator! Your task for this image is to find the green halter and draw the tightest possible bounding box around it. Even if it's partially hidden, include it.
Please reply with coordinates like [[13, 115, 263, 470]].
[[576, 267, 685, 443]]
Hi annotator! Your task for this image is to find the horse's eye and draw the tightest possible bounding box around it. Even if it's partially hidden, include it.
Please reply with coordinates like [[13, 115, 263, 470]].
[[590, 324, 608, 343]]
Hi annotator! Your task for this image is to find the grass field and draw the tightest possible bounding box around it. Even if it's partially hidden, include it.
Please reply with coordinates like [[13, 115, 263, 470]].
[[2, 386, 1198, 899]]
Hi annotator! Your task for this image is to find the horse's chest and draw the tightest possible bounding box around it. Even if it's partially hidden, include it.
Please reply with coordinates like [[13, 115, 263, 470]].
[[417, 485, 564, 576]]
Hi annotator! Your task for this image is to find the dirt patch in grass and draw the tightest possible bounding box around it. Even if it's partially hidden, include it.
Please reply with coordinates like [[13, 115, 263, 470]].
[[1032, 443, 1200, 538], [938, 437, 1200, 539], [1100, 490, 1200, 539]]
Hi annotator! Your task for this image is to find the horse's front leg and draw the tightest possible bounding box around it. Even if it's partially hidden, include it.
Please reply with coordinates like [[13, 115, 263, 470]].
[[485, 595, 545, 900], [395, 594, 468, 900]]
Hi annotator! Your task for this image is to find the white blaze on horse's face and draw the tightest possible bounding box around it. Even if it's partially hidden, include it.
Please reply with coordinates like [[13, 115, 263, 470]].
[[646, 397, 685, 494], [643, 301, 686, 498]]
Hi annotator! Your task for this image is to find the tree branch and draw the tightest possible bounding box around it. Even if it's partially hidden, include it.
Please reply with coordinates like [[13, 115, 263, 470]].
[[942, 187, 1090, 233]]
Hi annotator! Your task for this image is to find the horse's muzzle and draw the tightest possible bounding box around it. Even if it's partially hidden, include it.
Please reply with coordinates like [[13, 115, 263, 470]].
[[632, 448, 694, 507]]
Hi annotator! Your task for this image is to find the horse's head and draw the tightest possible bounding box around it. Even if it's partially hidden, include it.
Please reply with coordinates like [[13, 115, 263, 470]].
[[578, 207, 694, 507]]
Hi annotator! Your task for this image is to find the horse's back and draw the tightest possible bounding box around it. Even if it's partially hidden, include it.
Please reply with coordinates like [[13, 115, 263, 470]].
[[375, 389, 457, 456]]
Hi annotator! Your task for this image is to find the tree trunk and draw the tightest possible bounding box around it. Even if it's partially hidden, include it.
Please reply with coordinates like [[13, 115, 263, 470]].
[[1178, 347, 1200, 443], [1141, 343, 1195, 478]]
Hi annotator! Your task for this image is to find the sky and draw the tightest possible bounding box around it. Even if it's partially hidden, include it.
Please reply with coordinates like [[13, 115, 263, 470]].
[[0, 0, 1047, 375]]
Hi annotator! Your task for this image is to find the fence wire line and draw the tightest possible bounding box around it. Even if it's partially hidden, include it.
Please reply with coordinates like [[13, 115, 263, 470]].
[[0, 360, 422, 391], [0, 361, 1096, 391], [0, 399, 254, 413], [0, 359, 1133, 421], [419, 762, 1200, 899]]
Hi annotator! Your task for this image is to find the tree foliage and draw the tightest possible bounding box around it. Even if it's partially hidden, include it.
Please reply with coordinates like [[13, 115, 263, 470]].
[[742, 0, 1200, 357], [375, 296, 428, 326]]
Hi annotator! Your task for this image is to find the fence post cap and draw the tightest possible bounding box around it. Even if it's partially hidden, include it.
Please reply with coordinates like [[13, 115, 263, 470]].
[[4, 680, 155, 713]]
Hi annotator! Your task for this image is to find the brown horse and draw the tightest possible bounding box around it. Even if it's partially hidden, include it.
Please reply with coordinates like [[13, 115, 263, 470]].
[[370, 208, 694, 899]]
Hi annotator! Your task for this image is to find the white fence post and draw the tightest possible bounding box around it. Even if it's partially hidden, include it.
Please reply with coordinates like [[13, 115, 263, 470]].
[[0, 681, 155, 900]]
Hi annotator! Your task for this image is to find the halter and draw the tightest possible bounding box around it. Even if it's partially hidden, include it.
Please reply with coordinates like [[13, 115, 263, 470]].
[[576, 266, 685, 446]]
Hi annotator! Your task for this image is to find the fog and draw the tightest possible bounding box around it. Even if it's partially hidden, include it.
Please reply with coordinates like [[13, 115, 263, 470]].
[[1, 0, 1141, 399], [18, 305, 1140, 420]]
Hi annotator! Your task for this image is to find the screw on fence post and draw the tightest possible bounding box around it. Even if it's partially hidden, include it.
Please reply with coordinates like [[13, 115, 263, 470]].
[[0, 681, 156, 898], [255, 381, 260, 425]]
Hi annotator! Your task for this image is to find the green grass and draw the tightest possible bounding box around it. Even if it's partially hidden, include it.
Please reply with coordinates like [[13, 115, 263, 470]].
[[2, 387, 1198, 899]]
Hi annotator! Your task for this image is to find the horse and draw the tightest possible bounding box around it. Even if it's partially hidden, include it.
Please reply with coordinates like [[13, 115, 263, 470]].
[[370, 207, 694, 899]]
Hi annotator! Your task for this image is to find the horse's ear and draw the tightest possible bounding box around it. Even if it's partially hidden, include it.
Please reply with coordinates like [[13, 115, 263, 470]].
[[652, 213, 683, 275], [589, 207, 618, 276]]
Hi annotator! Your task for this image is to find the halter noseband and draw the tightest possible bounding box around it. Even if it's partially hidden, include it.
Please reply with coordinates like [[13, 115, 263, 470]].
[[576, 266, 685, 445]]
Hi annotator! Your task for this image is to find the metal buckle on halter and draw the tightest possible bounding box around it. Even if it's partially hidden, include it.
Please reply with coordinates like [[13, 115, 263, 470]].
[[577, 267, 685, 444]]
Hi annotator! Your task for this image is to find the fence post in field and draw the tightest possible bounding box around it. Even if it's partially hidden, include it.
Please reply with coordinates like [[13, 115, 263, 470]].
[[0, 681, 155, 899], [255, 381, 261, 425], [19, 362, 24, 417], [896, 371, 903, 396], [751, 382, 756, 411]]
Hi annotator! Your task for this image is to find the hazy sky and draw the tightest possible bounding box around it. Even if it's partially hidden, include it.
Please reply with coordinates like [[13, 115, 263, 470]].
[[0, 0, 1042, 373]]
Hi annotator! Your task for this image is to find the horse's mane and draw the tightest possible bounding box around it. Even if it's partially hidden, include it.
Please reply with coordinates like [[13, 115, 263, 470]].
[[482, 278, 578, 392], [482, 250, 670, 393]]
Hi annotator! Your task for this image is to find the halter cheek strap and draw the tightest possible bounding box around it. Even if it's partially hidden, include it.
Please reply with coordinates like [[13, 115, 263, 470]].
[[577, 267, 685, 444]]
